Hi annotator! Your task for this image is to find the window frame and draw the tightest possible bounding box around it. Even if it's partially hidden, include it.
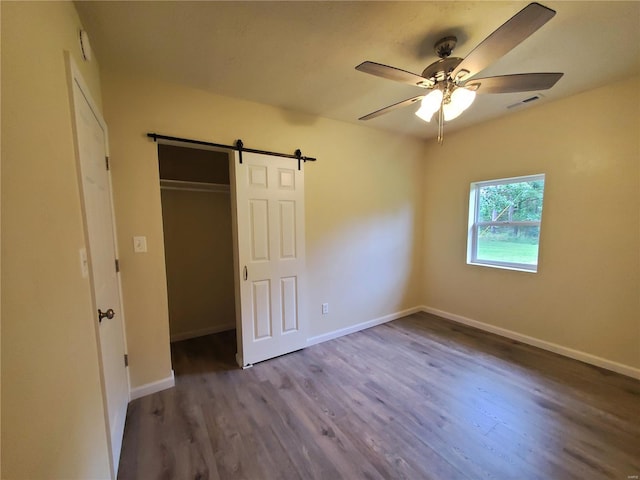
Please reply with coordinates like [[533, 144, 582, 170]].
[[467, 173, 545, 273]]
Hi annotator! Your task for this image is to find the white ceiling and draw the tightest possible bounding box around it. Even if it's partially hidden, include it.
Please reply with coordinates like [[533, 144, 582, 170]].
[[76, 1, 640, 140]]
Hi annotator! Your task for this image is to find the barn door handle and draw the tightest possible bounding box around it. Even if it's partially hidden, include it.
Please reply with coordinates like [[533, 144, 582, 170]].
[[98, 308, 115, 323], [243, 266, 248, 281]]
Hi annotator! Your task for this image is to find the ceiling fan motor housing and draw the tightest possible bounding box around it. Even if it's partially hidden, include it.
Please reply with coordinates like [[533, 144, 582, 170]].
[[420, 37, 462, 83], [421, 57, 463, 83]]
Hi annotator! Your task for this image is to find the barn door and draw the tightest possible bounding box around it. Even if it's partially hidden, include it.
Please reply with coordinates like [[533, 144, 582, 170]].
[[232, 151, 307, 367]]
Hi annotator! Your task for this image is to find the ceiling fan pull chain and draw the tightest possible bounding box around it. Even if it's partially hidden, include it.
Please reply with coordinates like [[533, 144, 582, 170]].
[[437, 105, 444, 145]]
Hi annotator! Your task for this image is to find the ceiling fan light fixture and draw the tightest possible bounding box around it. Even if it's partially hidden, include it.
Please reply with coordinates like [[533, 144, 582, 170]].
[[452, 86, 476, 109], [443, 103, 463, 121], [415, 89, 443, 122], [443, 87, 476, 121]]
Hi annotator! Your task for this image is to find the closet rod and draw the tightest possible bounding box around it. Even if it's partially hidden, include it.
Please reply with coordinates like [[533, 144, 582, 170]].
[[159, 179, 230, 193], [147, 133, 316, 169]]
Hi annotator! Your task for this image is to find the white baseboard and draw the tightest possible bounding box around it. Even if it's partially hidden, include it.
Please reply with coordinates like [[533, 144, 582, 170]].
[[306, 306, 422, 347], [129, 370, 175, 401], [170, 323, 236, 343], [420, 306, 640, 380]]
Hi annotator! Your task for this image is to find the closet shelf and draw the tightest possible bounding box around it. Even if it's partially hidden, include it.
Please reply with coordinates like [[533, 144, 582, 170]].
[[160, 179, 230, 193]]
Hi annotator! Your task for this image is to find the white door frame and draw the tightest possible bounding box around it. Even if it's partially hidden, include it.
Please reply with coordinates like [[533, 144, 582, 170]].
[[66, 53, 130, 478], [152, 139, 240, 353]]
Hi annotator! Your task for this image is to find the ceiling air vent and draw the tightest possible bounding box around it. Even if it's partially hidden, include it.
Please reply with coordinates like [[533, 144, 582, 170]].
[[507, 94, 544, 109]]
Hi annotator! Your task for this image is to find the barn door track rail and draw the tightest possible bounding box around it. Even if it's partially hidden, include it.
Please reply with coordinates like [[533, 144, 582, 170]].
[[147, 133, 316, 170]]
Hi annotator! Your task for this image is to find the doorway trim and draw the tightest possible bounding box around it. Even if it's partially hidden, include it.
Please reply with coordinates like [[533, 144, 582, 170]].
[[152, 139, 240, 358]]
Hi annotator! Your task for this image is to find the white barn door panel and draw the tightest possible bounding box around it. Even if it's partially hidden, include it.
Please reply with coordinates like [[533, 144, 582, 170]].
[[233, 151, 306, 366]]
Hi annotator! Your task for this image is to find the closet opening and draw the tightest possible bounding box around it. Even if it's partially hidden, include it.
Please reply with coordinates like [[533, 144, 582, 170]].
[[158, 143, 237, 366]]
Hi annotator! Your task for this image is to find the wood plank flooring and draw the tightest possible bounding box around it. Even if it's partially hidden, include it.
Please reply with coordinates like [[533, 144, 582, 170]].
[[117, 313, 640, 480]]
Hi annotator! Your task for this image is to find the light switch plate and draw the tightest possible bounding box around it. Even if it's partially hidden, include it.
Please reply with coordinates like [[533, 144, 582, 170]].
[[133, 236, 147, 253]]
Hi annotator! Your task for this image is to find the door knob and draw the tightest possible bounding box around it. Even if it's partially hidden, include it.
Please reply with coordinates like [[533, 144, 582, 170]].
[[98, 308, 115, 323]]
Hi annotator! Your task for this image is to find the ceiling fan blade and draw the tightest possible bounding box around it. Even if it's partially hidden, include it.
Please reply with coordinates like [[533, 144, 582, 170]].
[[356, 61, 433, 88], [466, 72, 563, 94], [452, 3, 556, 81], [359, 95, 425, 121]]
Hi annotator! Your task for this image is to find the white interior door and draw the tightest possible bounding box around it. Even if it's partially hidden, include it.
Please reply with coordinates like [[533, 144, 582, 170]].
[[232, 151, 307, 366], [71, 71, 129, 475]]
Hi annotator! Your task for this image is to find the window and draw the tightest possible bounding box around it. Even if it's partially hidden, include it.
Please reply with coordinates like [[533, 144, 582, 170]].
[[467, 174, 545, 272]]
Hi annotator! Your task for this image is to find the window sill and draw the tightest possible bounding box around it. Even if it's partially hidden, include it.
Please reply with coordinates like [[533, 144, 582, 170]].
[[467, 261, 538, 273]]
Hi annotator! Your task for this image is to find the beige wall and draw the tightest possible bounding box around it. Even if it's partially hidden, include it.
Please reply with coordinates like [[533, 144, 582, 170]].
[[101, 71, 425, 388], [422, 76, 640, 370], [1, 2, 112, 479], [2, 2, 637, 476], [161, 188, 236, 340]]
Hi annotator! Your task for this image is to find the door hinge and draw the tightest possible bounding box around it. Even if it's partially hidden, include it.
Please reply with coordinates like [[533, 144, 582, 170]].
[[115, 258, 120, 272], [105, 156, 110, 170], [124, 354, 129, 367]]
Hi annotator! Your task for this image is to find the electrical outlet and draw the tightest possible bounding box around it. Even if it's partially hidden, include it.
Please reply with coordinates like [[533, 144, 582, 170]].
[[322, 303, 329, 315]]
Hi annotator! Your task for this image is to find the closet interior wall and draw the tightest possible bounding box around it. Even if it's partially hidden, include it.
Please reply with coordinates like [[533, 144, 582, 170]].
[[158, 144, 236, 342]]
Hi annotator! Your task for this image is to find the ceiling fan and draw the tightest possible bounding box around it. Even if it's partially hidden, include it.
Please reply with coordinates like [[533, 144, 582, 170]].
[[355, 2, 564, 143]]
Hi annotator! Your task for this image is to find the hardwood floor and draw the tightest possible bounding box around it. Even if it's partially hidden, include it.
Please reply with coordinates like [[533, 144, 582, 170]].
[[117, 313, 640, 480]]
